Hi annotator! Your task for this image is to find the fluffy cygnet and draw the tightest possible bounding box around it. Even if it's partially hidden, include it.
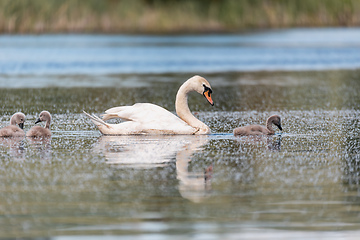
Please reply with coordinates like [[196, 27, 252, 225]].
[[234, 115, 282, 136], [26, 111, 52, 138], [0, 112, 26, 137]]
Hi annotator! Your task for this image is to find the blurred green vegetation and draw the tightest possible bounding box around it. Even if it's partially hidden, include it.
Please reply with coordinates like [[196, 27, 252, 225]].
[[0, 0, 359, 33]]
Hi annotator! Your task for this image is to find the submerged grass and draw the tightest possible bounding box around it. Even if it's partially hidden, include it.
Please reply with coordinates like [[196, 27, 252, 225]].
[[0, 0, 360, 34]]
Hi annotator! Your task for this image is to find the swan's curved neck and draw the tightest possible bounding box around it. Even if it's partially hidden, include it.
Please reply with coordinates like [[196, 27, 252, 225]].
[[175, 81, 209, 134]]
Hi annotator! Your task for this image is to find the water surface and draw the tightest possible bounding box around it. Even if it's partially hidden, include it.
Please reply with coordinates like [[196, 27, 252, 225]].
[[0, 29, 360, 239], [1, 28, 360, 79]]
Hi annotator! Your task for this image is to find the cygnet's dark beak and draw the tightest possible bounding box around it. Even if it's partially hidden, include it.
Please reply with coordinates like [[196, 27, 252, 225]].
[[277, 124, 283, 131], [18, 123, 24, 129], [35, 118, 41, 124]]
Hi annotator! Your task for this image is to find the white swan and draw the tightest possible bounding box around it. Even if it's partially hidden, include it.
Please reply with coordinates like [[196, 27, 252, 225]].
[[84, 75, 214, 135]]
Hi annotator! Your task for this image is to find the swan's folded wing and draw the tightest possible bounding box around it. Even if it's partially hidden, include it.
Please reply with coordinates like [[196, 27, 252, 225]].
[[104, 103, 166, 121], [103, 103, 195, 134], [103, 105, 135, 121]]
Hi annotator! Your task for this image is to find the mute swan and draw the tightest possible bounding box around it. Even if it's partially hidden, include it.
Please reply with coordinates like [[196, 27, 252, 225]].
[[26, 111, 52, 137], [84, 75, 214, 135], [233, 115, 282, 136], [0, 112, 26, 137]]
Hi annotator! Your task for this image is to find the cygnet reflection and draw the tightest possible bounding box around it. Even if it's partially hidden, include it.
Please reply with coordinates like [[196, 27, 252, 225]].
[[235, 134, 282, 152], [27, 136, 52, 152], [0, 136, 25, 160]]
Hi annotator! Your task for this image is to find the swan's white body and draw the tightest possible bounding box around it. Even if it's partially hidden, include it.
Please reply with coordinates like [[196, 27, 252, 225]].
[[96, 103, 197, 135], [84, 75, 214, 135]]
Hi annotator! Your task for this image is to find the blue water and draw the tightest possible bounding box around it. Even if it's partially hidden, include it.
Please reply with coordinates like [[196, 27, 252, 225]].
[[1, 28, 360, 75]]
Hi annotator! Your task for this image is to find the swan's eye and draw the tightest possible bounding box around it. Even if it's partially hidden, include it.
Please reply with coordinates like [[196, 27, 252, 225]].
[[203, 84, 212, 94], [203, 84, 214, 106]]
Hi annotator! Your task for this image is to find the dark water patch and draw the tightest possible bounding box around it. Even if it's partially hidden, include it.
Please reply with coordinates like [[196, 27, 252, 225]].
[[3, 70, 360, 116]]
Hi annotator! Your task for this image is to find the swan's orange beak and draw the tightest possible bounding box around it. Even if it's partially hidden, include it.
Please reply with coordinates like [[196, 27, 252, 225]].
[[203, 90, 214, 106]]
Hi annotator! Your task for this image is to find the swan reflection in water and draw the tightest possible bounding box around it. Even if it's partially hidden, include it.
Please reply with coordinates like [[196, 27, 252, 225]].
[[93, 135, 212, 202]]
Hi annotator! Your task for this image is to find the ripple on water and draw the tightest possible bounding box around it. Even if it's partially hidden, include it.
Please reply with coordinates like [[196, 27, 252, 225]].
[[1, 75, 360, 237]]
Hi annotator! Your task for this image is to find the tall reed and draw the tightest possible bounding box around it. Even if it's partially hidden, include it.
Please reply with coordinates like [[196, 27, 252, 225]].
[[0, 0, 359, 33]]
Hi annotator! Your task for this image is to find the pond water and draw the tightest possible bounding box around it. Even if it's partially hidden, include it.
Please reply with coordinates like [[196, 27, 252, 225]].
[[1, 28, 360, 239]]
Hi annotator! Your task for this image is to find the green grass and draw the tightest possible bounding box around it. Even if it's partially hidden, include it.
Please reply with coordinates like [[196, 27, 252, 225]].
[[0, 0, 359, 33]]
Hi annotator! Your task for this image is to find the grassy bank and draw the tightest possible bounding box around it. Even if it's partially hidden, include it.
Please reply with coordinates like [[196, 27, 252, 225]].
[[1, 0, 360, 34]]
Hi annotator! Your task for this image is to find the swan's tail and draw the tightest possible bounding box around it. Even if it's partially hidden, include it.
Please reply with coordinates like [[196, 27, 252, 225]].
[[102, 113, 122, 121], [83, 111, 111, 129], [102, 106, 132, 121]]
